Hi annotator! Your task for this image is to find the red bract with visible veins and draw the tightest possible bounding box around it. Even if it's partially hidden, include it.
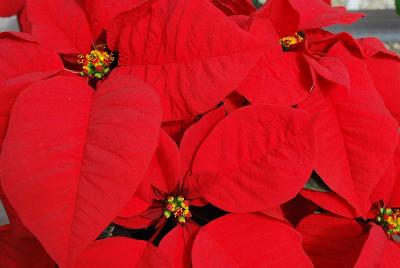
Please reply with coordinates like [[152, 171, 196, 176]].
[[107, 0, 264, 121], [115, 103, 315, 266], [0, 74, 162, 268], [297, 213, 400, 268], [299, 41, 399, 218], [192, 213, 313, 267], [305, 29, 400, 123], [0, 32, 63, 152], [236, 0, 363, 107]]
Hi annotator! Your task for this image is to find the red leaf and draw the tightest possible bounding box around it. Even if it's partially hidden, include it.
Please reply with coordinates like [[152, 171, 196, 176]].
[[0, 189, 55, 268], [82, 0, 143, 39], [0, 225, 16, 268], [192, 213, 313, 267], [301, 189, 357, 218], [364, 55, 400, 123], [298, 43, 399, 216], [188, 104, 315, 212], [75, 237, 172, 268], [147, 130, 180, 194], [114, 207, 163, 229], [389, 143, 400, 207], [259, 0, 362, 37], [26, 0, 93, 54], [158, 223, 200, 268], [0, 224, 55, 268], [304, 54, 350, 89], [0, 71, 60, 152], [353, 224, 400, 267], [0, 74, 161, 267], [237, 16, 311, 106], [108, 0, 263, 120], [180, 106, 226, 188], [297, 214, 367, 268], [0, 0, 24, 17], [0, 32, 63, 82], [210, 0, 255, 16]]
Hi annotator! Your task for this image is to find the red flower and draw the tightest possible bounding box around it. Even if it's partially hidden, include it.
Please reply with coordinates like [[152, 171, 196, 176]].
[[114, 103, 315, 266], [234, 0, 363, 107], [72, 213, 314, 268]]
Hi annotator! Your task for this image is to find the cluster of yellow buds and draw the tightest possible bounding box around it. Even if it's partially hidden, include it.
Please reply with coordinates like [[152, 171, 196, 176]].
[[77, 44, 114, 79], [279, 32, 305, 51], [376, 207, 400, 237], [163, 195, 192, 224]]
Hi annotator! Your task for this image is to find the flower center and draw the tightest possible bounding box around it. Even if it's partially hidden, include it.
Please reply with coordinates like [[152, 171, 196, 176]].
[[279, 32, 305, 51], [77, 44, 114, 79], [376, 207, 400, 237], [163, 195, 192, 224]]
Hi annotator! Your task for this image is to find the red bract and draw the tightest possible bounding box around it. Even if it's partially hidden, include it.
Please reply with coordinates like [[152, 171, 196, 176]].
[[0, 32, 63, 151], [0, 0, 24, 17], [297, 214, 400, 267], [115, 103, 315, 265], [192, 213, 313, 267], [236, 0, 363, 107], [75, 237, 172, 268], [0, 74, 162, 267], [121, 104, 315, 216], [210, 0, 256, 15], [0, 188, 54, 268], [108, 0, 264, 121], [299, 42, 399, 217]]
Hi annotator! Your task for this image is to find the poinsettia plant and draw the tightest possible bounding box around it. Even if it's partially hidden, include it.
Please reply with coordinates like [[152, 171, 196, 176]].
[[0, 0, 399, 267]]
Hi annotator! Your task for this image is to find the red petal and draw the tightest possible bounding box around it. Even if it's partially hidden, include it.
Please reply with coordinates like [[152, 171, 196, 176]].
[[259, 0, 363, 36], [189, 104, 315, 212], [0, 0, 24, 17], [237, 17, 311, 106], [26, 0, 93, 54], [108, 0, 263, 120], [0, 189, 55, 268], [0, 71, 60, 152], [161, 116, 197, 145], [210, 0, 255, 16], [389, 143, 400, 207], [304, 54, 350, 89], [301, 189, 357, 218], [0, 74, 161, 267], [354, 223, 400, 267], [297, 214, 367, 268], [147, 130, 180, 194], [75, 237, 172, 268], [364, 55, 400, 123], [114, 207, 163, 229], [0, 32, 63, 82], [158, 223, 200, 268], [82, 0, 143, 39], [180, 106, 226, 191], [298, 43, 399, 215], [192, 213, 313, 267]]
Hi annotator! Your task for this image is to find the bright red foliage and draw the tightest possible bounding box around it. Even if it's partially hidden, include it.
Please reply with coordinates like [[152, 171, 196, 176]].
[[0, 0, 399, 267]]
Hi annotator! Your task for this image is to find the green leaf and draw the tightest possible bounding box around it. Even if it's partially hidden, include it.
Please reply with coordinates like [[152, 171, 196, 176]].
[[304, 171, 331, 192], [396, 0, 400, 16], [253, 0, 263, 8]]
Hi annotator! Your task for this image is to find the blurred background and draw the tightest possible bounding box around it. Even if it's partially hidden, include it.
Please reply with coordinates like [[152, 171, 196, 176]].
[[0, 0, 399, 225]]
